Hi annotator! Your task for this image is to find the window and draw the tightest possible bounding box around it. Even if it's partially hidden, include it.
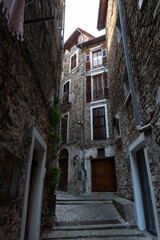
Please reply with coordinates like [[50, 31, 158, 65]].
[[86, 72, 109, 102], [71, 53, 77, 70], [116, 13, 122, 44], [0, 151, 22, 199], [63, 81, 70, 104], [97, 148, 105, 157], [92, 50, 102, 68], [61, 113, 69, 144], [93, 107, 106, 140], [123, 68, 131, 106], [85, 45, 107, 71], [93, 75, 103, 100], [85, 50, 91, 71], [113, 115, 121, 139]]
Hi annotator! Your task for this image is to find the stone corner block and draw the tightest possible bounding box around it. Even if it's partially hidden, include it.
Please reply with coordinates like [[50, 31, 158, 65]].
[[113, 197, 137, 225]]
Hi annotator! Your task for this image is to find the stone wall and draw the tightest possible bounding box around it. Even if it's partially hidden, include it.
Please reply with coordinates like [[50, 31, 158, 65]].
[[106, 0, 160, 223], [0, 0, 63, 239]]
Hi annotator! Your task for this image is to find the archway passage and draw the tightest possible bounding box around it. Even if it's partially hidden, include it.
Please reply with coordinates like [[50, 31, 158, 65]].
[[91, 157, 117, 192], [58, 149, 68, 191]]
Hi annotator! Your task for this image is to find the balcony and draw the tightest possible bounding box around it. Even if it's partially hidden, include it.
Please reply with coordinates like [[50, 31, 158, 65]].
[[92, 59, 102, 69], [60, 92, 73, 111]]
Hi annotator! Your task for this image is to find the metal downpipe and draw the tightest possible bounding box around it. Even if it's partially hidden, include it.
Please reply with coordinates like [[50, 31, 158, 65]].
[[118, 0, 141, 127]]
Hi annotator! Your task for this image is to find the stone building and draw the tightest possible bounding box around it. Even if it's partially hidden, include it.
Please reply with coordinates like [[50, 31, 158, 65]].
[[0, 0, 64, 239], [98, 0, 160, 237], [59, 28, 117, 194]]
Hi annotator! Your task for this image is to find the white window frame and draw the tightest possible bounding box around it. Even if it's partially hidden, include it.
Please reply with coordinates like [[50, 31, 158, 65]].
[[70, 50, 78, 72], [90, 70, 105, 102], [90, 45, 102, 70], [60, 112, 69, 144], [62, 79, 71, 101], [90, 104, 109, 140]]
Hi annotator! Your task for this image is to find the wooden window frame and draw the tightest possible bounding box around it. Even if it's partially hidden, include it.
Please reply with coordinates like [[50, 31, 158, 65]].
[[70, 53, 77, 70], [90, 104, 109, 141], [93, 74, 104, 101], [0, 151, 22, 200], [92, 49, 102, 69], [63, 81, 70, 104]]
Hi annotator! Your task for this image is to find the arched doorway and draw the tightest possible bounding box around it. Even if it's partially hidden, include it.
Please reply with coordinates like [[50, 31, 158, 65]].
[[58, 149, 68, 191]]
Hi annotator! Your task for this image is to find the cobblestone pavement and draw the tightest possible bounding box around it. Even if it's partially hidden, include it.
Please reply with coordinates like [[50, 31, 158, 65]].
[[42, 191, 156, 240]]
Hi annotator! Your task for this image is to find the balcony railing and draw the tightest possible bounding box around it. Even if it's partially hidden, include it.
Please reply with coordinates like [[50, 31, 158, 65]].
[[60, 92, 73, 105], [92, 59, 102, 69]]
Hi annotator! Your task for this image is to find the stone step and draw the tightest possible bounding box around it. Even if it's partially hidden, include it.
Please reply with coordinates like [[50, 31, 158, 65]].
[[56, 200, 113, 205], [41, 227, 152, 239], [53, 223, 135, 230], [55, 219, 125, 226]]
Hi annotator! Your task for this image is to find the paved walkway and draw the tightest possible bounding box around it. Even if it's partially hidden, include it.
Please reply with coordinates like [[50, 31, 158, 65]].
[[41, 191, 157, 240]]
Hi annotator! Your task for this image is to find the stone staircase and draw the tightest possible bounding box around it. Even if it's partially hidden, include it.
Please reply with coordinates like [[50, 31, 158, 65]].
[[41, 191, 157, 240]]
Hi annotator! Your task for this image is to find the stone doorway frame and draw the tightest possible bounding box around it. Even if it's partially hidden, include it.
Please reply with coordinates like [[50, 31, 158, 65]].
[[129, 133, 160, 238], [20, 127, 47, 240]]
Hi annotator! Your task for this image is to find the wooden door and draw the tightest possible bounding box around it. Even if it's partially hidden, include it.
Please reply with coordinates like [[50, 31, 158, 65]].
[[136, 149, 156, 235], [58, 150, 68, 191], [91, 158, 117, 192]]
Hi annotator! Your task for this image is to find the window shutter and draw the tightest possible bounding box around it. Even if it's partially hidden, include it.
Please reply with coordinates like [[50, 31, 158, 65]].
[[86, 76, 91, 102], [93, 108, 99, 140], [71, 56, 74, 70], [73, 54, 76, 68], [93, 107, 106, 140], [64, 82, 69, 103], [102, 44, 107, 65], [99, 107, 106, 139], [85, 50, 91, 71], [103, 72, 109, 98], [61, 115, 68, 144]]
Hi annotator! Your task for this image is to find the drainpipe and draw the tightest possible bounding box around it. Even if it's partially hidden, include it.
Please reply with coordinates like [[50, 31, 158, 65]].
[[58, 0, 66, 112], [80, 40, 87, 192], [82, 46, 85, 173], [118, 0, 141, 128]]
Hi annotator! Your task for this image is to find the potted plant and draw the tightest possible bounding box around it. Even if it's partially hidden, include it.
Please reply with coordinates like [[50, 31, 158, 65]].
[[46, 211, 54, 228], [48, 165, 61, 201]]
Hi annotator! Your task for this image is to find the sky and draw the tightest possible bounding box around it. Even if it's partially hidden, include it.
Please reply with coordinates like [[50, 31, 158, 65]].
[[64, 0, 105, 42]]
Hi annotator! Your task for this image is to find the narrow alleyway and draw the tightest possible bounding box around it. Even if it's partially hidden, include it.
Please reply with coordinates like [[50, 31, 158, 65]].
[[41, 191, 156, 240]]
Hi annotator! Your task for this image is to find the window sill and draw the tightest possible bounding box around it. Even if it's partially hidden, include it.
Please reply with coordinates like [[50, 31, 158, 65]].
[[124, 90, 131, 107], [90, 99, 106, 104]]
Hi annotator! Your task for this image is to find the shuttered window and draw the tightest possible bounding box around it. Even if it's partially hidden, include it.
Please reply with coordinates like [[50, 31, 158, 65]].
[[63, 81, 69, 103], [85, 50, 91, 71], [93, 107, 106, 140], [71, 54, 76, 70], [102, 44, 107, 65], [92, 50, 102, 68], [103, 72, 109, 98], [93, 75, 103, 100], [61, 114, 68, 144], [86, 76, 91, 102]]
